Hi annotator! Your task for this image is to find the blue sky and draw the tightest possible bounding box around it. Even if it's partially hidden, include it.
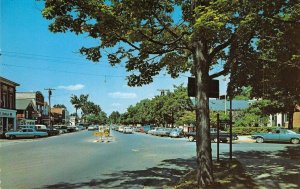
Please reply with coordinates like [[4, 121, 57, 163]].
[[1, 0, 228, 115]]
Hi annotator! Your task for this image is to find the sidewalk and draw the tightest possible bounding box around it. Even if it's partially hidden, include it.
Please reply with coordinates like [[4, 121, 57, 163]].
[[237, 135, 255, 143], [175, 144, 300, 189]]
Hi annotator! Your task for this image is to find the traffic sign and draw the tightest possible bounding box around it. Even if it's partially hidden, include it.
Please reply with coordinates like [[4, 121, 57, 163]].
[[93, 132, 104, 137], [188, 77, 219, 98]]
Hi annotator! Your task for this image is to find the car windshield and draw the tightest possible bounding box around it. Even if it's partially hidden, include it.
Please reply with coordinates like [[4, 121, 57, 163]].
[[286, 130, 296, 134]]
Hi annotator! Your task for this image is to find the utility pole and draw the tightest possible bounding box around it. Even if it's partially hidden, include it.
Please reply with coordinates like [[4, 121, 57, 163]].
[[44, 88, 55, 128]]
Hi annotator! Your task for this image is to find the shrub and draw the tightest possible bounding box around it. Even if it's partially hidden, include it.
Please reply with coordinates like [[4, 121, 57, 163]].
[[292, 127, 300, 133], [224, 127, 278, 135]]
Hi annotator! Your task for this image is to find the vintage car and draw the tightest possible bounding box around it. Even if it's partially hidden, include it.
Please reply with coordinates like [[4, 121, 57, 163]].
[[5, 128, 48, 139], [251, 128, 300, 144], [186, 128, 238, 142], [169, 128, 183, 138]]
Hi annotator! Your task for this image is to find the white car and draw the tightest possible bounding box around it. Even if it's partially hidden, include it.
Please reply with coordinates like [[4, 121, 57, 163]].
[[88, 125, 98, 131], [123, 127, 133, 134], [148, 127, 160, 135], [118, 126, 124, 132]]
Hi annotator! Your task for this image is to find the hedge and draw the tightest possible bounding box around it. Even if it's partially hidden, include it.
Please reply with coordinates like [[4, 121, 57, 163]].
[[224, 126, 300, 135], [224, 127, 277, 135]]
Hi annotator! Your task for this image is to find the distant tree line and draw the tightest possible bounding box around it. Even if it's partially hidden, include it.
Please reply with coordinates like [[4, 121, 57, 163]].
[[70, 94, 107, 125], [108, 85, 194, 127]]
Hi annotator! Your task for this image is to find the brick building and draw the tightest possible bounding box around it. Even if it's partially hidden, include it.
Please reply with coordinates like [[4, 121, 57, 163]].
[[0, 76, 19, 135]]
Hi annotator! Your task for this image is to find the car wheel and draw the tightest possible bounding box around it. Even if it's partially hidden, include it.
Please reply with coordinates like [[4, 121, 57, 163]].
[[291, 138, 300, 144], [9, 135, 16, 139], [188, 136, 195, 142], [34, 135, 39, 138], [256, 137, 264, 143]]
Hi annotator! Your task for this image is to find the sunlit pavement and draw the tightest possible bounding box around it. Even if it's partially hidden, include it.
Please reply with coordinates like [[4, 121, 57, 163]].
[[1, 130, 299, 189]]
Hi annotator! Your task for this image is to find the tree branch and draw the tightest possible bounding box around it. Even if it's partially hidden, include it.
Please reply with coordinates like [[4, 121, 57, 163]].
[[137, 30, 189, 47], [153, 13, 192, 51], [209, 34, 235, 59], [209, 30, 255, 79]]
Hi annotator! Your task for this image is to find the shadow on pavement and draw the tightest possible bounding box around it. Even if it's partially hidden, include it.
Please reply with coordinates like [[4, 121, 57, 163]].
[[37, 158, 197, 189], [38, 145, 300, 189], [231, 145, 300, 189]]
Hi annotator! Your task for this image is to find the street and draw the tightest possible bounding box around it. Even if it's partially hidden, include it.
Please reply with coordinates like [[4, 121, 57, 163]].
[[0, 130, 299, 189]]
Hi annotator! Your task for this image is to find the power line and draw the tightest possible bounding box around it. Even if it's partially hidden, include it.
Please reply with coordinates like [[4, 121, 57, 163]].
[[1, 63, 187, 79], [1, 50, 191, 78], [1, 52, 125, 68]]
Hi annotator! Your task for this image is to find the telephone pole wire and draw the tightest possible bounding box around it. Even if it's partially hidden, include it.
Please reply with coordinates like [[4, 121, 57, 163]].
[[44, 88, 55, 127]]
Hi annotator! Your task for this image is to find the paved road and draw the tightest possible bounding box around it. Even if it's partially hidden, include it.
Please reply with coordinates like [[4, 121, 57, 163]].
[[0, 130, 297, 189]]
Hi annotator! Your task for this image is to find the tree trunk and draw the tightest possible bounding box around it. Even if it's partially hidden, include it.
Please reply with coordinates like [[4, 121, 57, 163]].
[[194, 41, 214, 188], [288, 111, 294, 129], [75, 108, 78, 124]]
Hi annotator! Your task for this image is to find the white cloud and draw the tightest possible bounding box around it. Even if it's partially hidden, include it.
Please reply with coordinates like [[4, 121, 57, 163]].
[[108, 92, 137, 99], [57, 84, 85, 91], [111, 103, 121, 107]]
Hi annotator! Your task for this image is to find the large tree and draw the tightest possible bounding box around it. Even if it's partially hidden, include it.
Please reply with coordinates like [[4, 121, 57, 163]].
[[70, 95, 81, 118], [109, 111, 121, 124], [41, 0, 299, 187]]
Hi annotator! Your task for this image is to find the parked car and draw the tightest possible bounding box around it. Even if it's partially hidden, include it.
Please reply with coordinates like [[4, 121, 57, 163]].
[[118, 126, 124, 132], [123, 127, 133, 134], [18, 125, 36, 130], [5, 128, 48, 139], [111, 125, 119, 131], [154, 128, 172, 137], [35, 124, 48, 130], [169, 128, 183, 138], [45, 128, 60, 136], [34, 124, 60, 136], [141, 124, 155, 133], [134, 126, 142, 132], [148, 127, 160, 135], [76, 125, 85, 131], [67, 126, 77, 132], [53, 125, 68, 134], [88, 125, 98, 131], [186, 128, 238, 142], [251, 128, 300, 144]]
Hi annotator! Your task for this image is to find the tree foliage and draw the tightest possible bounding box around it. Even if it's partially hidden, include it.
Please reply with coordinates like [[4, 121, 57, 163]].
[[41, 0, 300, 187], [84, 111, 108, 125], [108, 111, 121, 124], [119, 85, 193, 127], [70, 94, 107, 124]]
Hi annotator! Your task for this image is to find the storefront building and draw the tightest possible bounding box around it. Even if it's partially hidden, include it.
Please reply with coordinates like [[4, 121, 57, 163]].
[[16, 99, 36, 126], [0, 77, 19, 135], [16, 91, 45, 124]]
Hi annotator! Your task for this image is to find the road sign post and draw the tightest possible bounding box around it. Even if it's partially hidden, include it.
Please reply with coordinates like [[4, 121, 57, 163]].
[[217, 113, 220, 161], [93, 125, 111, 143]]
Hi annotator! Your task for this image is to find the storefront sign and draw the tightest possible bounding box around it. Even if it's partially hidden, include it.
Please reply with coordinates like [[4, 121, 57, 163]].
[[0, 109, 16, 118]]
